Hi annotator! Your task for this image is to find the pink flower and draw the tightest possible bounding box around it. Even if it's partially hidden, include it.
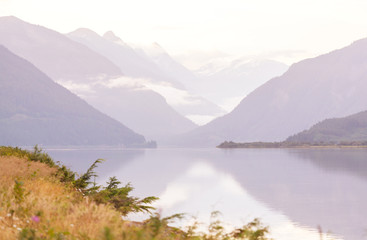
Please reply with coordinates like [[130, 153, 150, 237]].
[[31, 216, 40, 223]]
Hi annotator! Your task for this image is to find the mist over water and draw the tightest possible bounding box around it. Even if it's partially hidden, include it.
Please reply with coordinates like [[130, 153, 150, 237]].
[[47, 147, 367, 240]]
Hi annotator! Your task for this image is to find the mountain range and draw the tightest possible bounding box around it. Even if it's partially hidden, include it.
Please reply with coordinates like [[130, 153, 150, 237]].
[[0, 45, 145, 146], [0, 16, 197, 141], [67, 28, 183, 88], [3, 15, 367, 148], [174, 38, 367, 147], [67, 28, 226, 123]]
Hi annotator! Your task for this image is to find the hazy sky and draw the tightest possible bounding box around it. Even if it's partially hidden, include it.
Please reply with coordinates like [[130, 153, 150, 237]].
[[1, 0, 367, 68]]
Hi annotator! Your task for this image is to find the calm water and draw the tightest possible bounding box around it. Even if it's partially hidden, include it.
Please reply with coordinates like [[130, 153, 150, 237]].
[[46, 147, 367, 240]]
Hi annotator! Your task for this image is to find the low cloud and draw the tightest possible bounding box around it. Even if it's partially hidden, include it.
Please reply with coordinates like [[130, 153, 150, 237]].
[[101, 76, 148, 90], [58, 76, 222, 121], [56, 80, 95, 94], [100, 76, 207, 107]]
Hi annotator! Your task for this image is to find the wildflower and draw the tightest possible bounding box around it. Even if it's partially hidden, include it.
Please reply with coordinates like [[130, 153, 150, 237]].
[[31, 215, 40, 223], [17, 227, 21, 231], [6, 213, 11, 217], [13, 224, 17, 228], [70, 223, 74, 227]]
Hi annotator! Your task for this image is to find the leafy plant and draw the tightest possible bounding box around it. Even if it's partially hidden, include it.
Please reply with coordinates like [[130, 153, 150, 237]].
[[103, 227, 115, 240], [29, 145, 56, 167], [73, 159, 104, 195], [19, 228, 37, 240], [139, 212, 185, 239], [13, 179, 26, 205], [230, 218, 270, 240], [92, 176, 158, 216]]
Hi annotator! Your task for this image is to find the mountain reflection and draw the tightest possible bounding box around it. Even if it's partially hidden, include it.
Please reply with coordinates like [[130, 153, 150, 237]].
[[215, 148, 367, 240], [290, 148, 367, 181]]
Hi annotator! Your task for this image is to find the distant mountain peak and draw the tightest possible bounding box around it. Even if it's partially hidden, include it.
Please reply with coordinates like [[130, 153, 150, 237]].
[[103, 31, 120, 41], [0, 15, 22, 22], [102, 30, 128, 46], [68, 28, 100, 38], [142, 42, 168, 57], [152, 42, 163, 50], [0, 15, 30, 27], [0, 18, 122, 82]]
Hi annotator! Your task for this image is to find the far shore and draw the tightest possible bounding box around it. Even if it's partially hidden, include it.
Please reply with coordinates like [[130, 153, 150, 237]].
[[217, 141, 367, 149]]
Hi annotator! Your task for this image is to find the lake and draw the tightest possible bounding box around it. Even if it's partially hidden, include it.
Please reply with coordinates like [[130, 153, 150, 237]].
[[45, 147, 367, 240]]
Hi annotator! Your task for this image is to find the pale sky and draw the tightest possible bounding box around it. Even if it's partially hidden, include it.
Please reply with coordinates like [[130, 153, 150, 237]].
[[1, 0, 367, 68]]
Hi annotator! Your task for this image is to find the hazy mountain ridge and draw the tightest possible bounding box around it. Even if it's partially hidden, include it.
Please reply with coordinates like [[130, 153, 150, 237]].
[[73, 80, 198, 141], [174, 38, 367, 147], [287, 110, 367, 143], [0, 16, 198, 141], [65, 27, 200, 138], [0, 16, 121, 82], [136, 42, 201, 92], [67, 28, 226, 123], [57, 75, 198, 142], [0, 45, 146, 146], [67, 28, 184, 88], [4, 16, 367, 148]]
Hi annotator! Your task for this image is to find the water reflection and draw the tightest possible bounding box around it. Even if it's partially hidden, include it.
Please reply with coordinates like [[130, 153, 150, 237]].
[[215, 148, 367, 240], [291, 148, 367, 181], [46, 148, 367, 240]]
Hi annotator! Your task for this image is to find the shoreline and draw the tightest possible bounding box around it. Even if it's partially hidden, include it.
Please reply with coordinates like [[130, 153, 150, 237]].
[[217, 141, 367, 149]]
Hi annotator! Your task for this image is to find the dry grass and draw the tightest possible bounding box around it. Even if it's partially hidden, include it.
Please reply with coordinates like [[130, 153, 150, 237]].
[[0, 156, 126, 239], [0, 156, 56, 183], [0, 155, 191, 240]]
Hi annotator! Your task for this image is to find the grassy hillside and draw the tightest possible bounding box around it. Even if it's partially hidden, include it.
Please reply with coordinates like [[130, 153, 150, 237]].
[[287, 110, 367, 143], [0, 146, 270, 240]]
